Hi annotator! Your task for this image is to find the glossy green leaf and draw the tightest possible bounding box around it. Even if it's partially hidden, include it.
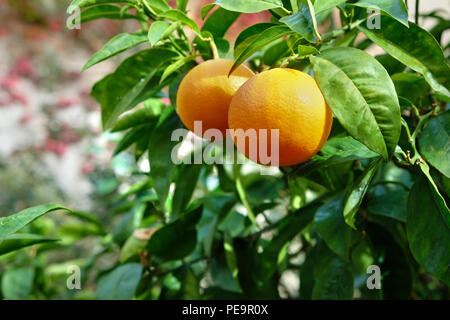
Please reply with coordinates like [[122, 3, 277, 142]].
[[314, 193, 354, 260], [82, 33, 147, 71], [214, 0, 283, 13], [149, 107, 185, 207], [234, 23, 275, 48], [418, 110, 450, 178], [313, 0, 346, 14], [311, 47, 401, 159], [350, 0, 409, 26], [1, 267, 35, 300], [113, 124, 154, 156], [159, 10, 200, 34], [80, 5, 143, 23], [176, 0, 189, 12], [343, 157, 382, 229], [202, 7, 240, 38], [359, 17, 450, 98], [172, 164, 203, 219], [148, 205, 203, 261], [0, 204, 70, 240], [310, 241, 354, 299], [0, 234, 58, 256], [367, 190, 408, 222], [407, 177, 450, 285], [96, 263, 143, 299], [391, 73, 430, 106], [230, 25, 293, 74], [291, 136, 379, 177], [97, 48, 178, 129], [146, 0, 171, 13], [280, 0, 320, 43]]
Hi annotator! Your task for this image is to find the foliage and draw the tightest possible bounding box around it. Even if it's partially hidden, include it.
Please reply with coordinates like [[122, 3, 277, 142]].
[[1, 0, 449, 300]]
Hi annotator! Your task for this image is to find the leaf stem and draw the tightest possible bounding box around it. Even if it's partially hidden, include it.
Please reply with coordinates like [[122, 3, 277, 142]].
[[233, 163, 259, 229], [415, 0, 420, 24]]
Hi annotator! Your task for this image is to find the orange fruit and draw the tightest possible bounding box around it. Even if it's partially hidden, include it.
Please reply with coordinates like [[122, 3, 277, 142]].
[[228, 68, 333, 167], [176, 59, 254, 137]]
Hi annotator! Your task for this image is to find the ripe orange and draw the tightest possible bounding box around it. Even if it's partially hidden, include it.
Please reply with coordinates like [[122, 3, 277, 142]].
[[228, 68, 333, 167], [176, 59, 254, 137]]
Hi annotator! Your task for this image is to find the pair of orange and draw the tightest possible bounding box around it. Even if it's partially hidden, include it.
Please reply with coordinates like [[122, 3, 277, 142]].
[[176, 59, 333, 167]]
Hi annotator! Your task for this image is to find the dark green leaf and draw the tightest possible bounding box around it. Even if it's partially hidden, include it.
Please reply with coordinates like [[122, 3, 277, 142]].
[[230, 25, 293, 74], [359, 17, 450, 98], [0, 234, 58, 256], [311, 47, 402, 159], [367, 190, 408, 222], [111, 99, 164, 132], [148, 205, 203, 261], [172, 164, 203, 219], [82, 32, 147, 71], [201, 4, 216, 20], [407, 177, 450, 285], [418, 110, 450, 178], [234, 23, 275, 48], [314, 193, 354, 260], [202, 7, 240, 38], [391, 73, 430, 106], [80, 5, 143, 23], [149, 107, 185, 208], [343, 157, 382, 228], [96, 263, 143, 299], [113, 124, 153, 156], [350, 0, 409, 26]]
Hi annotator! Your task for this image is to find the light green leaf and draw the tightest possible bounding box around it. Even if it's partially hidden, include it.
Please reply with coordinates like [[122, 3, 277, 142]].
[[311, 47, 401, 159], [202, 7, 241, 38], [70, 0, 137, 8], [280, 0, 320, 43], [0, 204, 70, 240], [148, 21, 181, 46], [0, 234, 58, 256], [214, 0, 283, 13], [1, 267, 35, 300], [160, 55, 198, 84], [313, 0, 346, 14], [159, 9, 200, 34]]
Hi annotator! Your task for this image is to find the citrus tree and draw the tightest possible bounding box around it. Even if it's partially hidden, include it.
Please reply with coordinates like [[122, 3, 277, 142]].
[[0, 0, 449, 300]]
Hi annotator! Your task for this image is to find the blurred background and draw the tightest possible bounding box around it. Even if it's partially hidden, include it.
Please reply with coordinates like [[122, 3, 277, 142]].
[[0, 0, 448, 299]]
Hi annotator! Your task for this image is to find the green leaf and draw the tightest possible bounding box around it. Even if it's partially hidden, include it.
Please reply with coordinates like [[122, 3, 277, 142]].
[[70, 0, 138, 8], [280, 0, 320, 43], [113, 124, 154, 156], [313, 0, 346, 14], [367, 190, 408, 222], [418, 110, 450, 178], [343, 157, 382, 228], [311, 47, 401, 159], [80, 5, 143, 23], [98, 48, 178, 129], [214, 0, 283, 13], [159, 9, 200, 34], [160, 55, 198, 84], [0, 234, 58, 256], [148, 205, 203, 261], [111, 100, 164, 132], [314, 193, 354, 260], [298, 44, 319, 56], [359, 17, 450, 98], [230, 25, 293, 74], [148, 21, 181, 46], [291, 136, 379, 177], [1, 267, 35, 300], [234, 23, 275, 48], [96, 263, 143, 299], [145, 0, 171, 13], [176, 0, 189, 12], [350, 0, 409, 26], [202, 7, 241, 38], [407, 177, 450, 285], [172, 164, 203, 219], [82, 32, 147, 71], [391, 73, 430, 106], [201, 4, 216, 20], [310, 241, 354, 299], [0, 204, 70, 240], [149, 107, 185, 207]]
